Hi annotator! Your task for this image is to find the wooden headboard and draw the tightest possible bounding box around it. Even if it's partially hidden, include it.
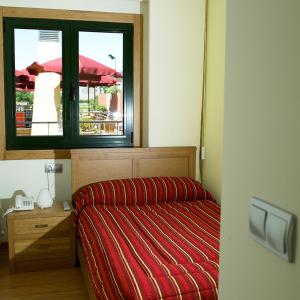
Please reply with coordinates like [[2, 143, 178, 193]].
[[71, 147, 196, 193]]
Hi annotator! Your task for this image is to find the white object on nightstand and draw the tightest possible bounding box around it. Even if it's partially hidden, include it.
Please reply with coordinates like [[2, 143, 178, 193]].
[[36, 189, 53, 209]]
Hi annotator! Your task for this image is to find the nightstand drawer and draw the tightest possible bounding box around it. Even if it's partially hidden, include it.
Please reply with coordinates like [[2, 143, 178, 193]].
[[14, 237, 71, 261], [14, 216, 70, 236]]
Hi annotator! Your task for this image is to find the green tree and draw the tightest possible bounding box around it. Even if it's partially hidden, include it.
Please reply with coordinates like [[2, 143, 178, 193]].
[[90, 97, 107, 112], [102, 85, 121, 94], [16, 91, 34, 105]]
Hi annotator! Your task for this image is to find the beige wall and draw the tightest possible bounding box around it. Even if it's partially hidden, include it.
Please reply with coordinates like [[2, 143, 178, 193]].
[[0, 0, 141, 13], [144, 0, 205, 180], [219, 1, 300, 299], [202, 0, 225, 201], [141, 0, 149, 146]]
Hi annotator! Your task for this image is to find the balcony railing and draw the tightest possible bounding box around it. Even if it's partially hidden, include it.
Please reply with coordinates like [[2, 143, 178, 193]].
[[16, 120, 123, 136], [16, 107, 124, 136]]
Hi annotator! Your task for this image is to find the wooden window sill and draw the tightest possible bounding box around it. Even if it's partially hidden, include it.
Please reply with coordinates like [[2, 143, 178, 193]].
[[5, 149, 71, 160]]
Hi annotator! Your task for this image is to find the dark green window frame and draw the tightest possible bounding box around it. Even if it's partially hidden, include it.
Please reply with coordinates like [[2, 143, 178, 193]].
[[3, 17, 134, 150]]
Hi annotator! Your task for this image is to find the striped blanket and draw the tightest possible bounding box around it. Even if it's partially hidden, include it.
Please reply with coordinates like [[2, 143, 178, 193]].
[[74, 177, 220, 300]]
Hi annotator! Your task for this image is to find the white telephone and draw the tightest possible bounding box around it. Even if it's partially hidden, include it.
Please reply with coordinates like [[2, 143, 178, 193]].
[[3, 195, 34, 217], [15, 195, 34, 210]]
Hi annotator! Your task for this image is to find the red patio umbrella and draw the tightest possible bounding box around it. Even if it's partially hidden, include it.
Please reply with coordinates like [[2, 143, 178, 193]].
[[15, 69, 35, 83], [79, 75, 120, 87], [26, 54, 122, 79], [15, 69, 36, 91], [16, 55, 122, 114], [15, 70, 118, 91]]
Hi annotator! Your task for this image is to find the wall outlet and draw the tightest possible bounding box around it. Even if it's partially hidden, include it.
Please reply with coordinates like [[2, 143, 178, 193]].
[[44, 163, 63, 173], [200, 146, 206, 160]]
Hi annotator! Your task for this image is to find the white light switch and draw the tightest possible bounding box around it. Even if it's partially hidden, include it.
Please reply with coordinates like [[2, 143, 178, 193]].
[[250, 197, 296, 262], [266, 214, 287, 254]]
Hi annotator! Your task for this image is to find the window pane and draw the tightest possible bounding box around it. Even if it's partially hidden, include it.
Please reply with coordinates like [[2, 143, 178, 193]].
[[14, 29, 63, 136], [78, 31, 124, 136]]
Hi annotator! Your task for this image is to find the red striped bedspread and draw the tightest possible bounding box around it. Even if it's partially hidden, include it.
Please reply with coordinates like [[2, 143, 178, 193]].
[[74, 177, 220, 300]]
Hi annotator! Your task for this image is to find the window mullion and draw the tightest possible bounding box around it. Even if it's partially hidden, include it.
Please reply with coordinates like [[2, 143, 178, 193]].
[[68, 23, 80, 146], [62, 22, 73, 146]]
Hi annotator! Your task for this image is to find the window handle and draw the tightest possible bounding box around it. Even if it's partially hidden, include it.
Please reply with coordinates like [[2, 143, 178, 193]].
[[70, 84, 76, 102]]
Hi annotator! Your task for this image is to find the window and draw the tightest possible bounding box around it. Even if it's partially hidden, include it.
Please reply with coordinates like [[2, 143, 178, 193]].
[[4, 17, 134, 149]]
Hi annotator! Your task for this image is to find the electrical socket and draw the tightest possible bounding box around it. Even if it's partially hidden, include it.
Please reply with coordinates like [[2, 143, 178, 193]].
[[200, 146, 206, 160], [44, 163, 63, 173]]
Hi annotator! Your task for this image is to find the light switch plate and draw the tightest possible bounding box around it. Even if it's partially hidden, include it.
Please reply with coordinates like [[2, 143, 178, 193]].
[[250, 205, 267, 240], [250, 197, 296, 262], [266, 214, 287, 254]]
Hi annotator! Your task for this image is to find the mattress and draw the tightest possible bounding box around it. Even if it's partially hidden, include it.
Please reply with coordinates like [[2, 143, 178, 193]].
[[74, 177, 220, 300]]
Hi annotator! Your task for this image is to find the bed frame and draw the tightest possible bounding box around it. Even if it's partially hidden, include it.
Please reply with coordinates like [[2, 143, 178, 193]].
[[71, 147, 196, 193], [71, 147, 196, 299]]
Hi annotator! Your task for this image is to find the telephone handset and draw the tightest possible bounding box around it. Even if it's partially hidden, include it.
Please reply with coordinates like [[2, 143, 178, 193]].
[[3, 195, 34, 217]]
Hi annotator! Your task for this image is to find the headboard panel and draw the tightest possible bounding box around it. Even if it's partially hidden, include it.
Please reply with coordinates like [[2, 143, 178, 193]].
[[71, 147, 196, 193]]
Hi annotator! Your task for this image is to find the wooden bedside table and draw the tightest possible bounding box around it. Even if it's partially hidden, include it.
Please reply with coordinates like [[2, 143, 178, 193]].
[[7, 201, 75, 273]]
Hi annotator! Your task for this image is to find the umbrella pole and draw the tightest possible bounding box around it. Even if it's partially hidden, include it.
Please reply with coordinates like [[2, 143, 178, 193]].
[[94, 87, 96, 110], [88, 83, 90, 113]]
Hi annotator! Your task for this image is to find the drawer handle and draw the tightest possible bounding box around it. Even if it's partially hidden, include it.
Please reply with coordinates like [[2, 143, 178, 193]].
[[35, 224, 48, 228]]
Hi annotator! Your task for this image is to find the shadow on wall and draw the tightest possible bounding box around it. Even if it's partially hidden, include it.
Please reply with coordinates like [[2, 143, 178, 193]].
[[0, 159, 72, 243]]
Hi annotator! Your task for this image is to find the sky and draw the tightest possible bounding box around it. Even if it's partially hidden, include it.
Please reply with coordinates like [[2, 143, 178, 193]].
[[14, 29, 123, 72]]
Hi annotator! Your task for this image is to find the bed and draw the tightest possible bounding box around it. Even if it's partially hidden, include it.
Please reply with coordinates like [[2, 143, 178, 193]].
[[71, 147, 220, 300]]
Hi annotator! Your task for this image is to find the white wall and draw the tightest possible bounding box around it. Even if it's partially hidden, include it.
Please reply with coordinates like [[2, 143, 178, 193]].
[[145, 0, 205, 156], [0, 0, 141, 13], [219, 1, 300, 299], [0, 160, 71, 200], [141, 0, 149, 146]]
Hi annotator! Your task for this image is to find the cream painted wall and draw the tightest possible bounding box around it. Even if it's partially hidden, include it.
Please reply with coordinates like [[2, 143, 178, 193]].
[[145, 0, 205, 179], [141, 0, 149, 146], [219, 1, 300, 299], [0, 160, 71, 200], [0, 0, 141, 13], [202, 0, 225, 201]]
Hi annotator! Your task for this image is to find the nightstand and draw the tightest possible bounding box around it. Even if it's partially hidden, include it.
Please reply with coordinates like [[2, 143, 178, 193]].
[[7, 201, 75, 273]]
